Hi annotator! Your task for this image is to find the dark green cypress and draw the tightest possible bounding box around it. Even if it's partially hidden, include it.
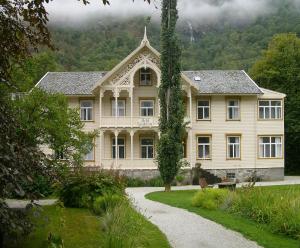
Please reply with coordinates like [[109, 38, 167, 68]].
[[157, 0, 185, 191]]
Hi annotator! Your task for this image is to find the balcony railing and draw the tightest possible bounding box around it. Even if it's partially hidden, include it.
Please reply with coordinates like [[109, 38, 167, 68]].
[[100, 116, 159, 128]]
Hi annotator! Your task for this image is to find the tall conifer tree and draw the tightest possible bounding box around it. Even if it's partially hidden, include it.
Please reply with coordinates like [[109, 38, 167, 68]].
[[157, 0, 185, 191]]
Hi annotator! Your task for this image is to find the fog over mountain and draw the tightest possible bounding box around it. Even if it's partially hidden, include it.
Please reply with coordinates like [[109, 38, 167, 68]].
[[46, 0, 300, 26]]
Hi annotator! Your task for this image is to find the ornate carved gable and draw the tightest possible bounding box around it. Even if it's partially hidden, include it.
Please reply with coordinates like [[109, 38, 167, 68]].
[[101, 48, 160, 88]]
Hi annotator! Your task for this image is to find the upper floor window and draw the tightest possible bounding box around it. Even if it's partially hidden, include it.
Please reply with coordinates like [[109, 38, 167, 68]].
[[140, 138, 154, 159], [112, 99, 125, 116], [80, 100, 93, 121], [227, 99, 240, 120], [258, 100, 282, 120], [197, 100, 210, 120], [197, 136, 211, 159], [140, 100, 154, 116], [259, 136, 282, 158], [227, 135, 241, 159], [140, 68, 152, 86], [112, 137, 125, 159]]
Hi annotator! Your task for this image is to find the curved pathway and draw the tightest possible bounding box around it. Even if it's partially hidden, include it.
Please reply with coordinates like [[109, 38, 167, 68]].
[[126, 187, 262, 248]]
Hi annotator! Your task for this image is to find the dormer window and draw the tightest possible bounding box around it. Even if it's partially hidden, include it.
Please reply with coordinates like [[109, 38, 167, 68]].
[[140, 68, 152, 86]]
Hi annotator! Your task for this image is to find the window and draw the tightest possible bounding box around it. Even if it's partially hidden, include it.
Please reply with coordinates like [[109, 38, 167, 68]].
[[258, 100, 282, 119], [140, 68, 152, 86], [140, 138, 154, 159], [226, 172, 236, 179], [197, 136, 211, 159], [259, 136, 282, 158], [227, 99, 240, 120], [140, 100, 154, 116], [80, 100, 93, 121], [197, 100, 210, 120], [112, 99, 125, 116], [84, 143, 94, 161], [112, 138, 125, 159], [227, 136, 241, 159]]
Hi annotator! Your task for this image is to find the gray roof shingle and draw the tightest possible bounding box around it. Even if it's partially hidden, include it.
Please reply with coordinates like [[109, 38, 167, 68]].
[[37, 70, 262, 95], [37, 72, 107, 95], [183, 70, 263, 94]]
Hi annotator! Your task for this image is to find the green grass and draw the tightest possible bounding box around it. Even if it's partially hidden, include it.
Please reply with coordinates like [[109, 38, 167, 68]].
[[8, 204, 170, 248], [146, 185, 300, 248]]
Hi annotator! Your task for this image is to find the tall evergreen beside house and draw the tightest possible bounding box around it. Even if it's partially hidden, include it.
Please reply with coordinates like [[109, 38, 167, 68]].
[[157, 0, 185, 191]]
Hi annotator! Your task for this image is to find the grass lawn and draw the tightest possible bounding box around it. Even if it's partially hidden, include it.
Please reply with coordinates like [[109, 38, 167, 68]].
[[8, 204, 170, 248], [146, 185, 300, 248]]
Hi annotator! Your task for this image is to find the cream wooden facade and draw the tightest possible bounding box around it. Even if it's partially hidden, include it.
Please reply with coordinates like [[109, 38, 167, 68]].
[[37, 29, 286, 180]]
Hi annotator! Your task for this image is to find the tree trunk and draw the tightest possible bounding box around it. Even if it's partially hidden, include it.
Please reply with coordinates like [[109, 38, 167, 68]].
[[164, 184, 171, 192]]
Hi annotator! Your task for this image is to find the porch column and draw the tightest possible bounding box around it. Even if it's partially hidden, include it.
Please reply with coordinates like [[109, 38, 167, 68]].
[[113, 88, 119, 126], [188, 86, 192, 121], [99, 90, 104, 127], [99, 130, 103, 167], [114, 130, 119, 168], [188, 129, 193, 167], [130, 130, 134, 161], [130, 88, 133, 127]]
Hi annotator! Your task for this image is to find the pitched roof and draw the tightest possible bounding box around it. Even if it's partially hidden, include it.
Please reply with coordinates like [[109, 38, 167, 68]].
[[36, 72, 107, 95], [37, 70, 263, 95], [183, 70, 263, 94]]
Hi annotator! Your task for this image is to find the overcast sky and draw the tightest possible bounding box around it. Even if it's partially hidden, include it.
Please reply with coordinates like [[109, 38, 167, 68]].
[[46, 0, 300, 25]]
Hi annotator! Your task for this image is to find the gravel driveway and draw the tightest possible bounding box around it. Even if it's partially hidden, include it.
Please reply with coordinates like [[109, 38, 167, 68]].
[[126, 187, 262, 248]]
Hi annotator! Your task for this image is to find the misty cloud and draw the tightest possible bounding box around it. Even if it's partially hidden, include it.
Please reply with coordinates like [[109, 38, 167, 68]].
[[46, 0, 300, 26]]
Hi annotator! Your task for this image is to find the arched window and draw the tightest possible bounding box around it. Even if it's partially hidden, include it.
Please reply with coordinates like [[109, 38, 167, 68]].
[[140, 68, 152, 86]]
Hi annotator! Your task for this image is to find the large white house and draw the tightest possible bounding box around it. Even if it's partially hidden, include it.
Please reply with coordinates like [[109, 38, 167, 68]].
[[36, 30, 286, 181]]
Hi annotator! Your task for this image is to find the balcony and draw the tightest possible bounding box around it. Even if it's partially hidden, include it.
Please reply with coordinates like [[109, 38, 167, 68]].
[[100, 116, 159, 128]]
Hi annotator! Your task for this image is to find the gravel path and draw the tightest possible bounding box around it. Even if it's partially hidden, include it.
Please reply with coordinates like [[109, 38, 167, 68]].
[[5, 199, 57, 209], [126, 187, 262, 248]]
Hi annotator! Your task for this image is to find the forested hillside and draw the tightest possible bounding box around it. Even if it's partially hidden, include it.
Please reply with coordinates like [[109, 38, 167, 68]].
[[45, 0, 300, 72], [11, 0, 300, 90]]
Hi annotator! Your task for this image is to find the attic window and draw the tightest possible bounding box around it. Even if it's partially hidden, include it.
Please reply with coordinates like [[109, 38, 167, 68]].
[[194, 76, 201, 81]]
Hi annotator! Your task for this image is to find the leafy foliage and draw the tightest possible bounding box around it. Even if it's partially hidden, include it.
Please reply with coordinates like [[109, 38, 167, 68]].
[[157, 0, 185, 191], [192, 189, 230, 210], [58, 172, 124, 208], [249, 33, 300, 174]]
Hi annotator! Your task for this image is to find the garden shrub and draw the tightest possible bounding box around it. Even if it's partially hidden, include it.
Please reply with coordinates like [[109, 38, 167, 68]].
[[192, 189, 230, 210], [58, 172, 124, 208], [125, 176, 165, 187], [92, 194, 123, 216]]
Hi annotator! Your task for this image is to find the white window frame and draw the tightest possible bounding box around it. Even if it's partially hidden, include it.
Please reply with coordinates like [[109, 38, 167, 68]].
[[140, 138, 154, 159], [197, 136, 211, 159], [227, 99, 240, 120], [112, 137, 126, 159], [259, 136, 283, 158], [140, 100, 154, 117], [197, 100, 210, 120], [112, 99, 126, 117], [258, 100, 282, 120], [80, 100, 93, 121], [140, 68, 152, 86], [227, 135, 241, 159], [84, 144, 94, 161]]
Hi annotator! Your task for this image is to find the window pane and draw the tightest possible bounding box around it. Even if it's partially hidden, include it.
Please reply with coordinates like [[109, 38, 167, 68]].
[[204, 145, 210, 158], [229, 145, 234, 158], [276, 107, 281, 119], [148, 147, 154, 158], [141, 139, 153, 145], [265, 107, 270, 118], [141, 108, 147, 116], [119, 147, 125, 159], [199, 145, 204, 158], [198, 137, 209, 143], [204, 108, 210, 119], [259, 144, 264, 157], [141, 147, 147, 158], [259, 107, 264, 119], [236, 145, 240, 157], [81, 101, 92, 107], [259, 101, 269, 106], [87, 109, 92, 120], [271, 107, 276, 118], [148, 108, 154, 116], [198, 108, 204, 119], [198, 100, 209, 107], [271, 101, 281, 106], [276, 144, 282, 157], [262, 137, 270, 143], [265, 144, 271, 157], [229, 100, 238, 106]]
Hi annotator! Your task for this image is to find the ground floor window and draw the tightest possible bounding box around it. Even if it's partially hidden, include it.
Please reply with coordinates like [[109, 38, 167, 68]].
[[112, 137, 125, 159], [227, 135, 241, 159], [84, 143, 94, 161], [197, 136, 211, 159], [259, 136, 282, 158], [140, 138, 154, 159]]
